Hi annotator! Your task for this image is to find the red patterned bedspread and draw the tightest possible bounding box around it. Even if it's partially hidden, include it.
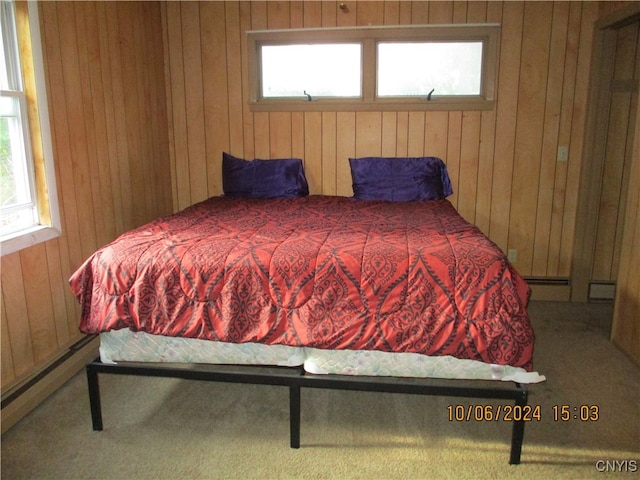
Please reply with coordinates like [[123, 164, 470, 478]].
[[70, 196, 534, 370]]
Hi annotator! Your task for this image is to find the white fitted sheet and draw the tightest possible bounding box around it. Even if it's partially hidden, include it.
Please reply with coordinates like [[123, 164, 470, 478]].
[[100, 329, 545, 384]]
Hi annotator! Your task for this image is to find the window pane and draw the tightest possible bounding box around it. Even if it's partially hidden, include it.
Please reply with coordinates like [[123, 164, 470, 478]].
[[1, 0, 23, 91], [261, 44, 361, 98], [1, 205, 37, 235], [377, 42, 483, 97], [1, 95, 37, 235], [1, 97, 31, 206]]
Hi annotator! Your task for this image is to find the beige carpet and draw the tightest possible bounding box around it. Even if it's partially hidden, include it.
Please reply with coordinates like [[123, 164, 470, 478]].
[[1, 301, 638, 479]]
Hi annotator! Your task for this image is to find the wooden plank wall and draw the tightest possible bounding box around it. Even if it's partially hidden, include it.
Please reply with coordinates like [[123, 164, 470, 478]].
[[1, 0, 635, 401], [1, 2, 172, 391], [591, 19, 638, 283], [162, 0, 599, 280], [611, 86, 640, 365], [607, 1, 640, 365]]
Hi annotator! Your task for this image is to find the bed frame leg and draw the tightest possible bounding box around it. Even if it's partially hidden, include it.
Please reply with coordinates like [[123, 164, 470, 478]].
[[289, 385, 301, 448], [86, 363, 103, 431], [509, 419, 525, 464], [508, 386, 529, 465]]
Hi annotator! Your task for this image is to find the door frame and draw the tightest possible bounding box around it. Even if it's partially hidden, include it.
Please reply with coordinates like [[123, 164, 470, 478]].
[[571, 3, 640, 302]]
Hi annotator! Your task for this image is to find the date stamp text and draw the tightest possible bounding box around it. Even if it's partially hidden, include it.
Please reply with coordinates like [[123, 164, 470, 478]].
[[447, 404, 601, 422]]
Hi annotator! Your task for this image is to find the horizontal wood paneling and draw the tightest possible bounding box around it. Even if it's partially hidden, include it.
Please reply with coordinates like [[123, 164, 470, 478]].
[[1, 1, 172, 390], [162, 0, 599, 279]]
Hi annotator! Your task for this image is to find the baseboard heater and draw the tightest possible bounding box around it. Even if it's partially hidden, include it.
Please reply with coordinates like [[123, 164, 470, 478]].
[[524, 277, 571, 301], [1, 335, 99, 434], [524, 277, 570, 286], [588, 282, 616, 301]]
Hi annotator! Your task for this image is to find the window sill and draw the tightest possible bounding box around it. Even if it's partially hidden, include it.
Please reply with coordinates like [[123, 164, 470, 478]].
[[249, 98, 495, 112], [1, 225, 61, 256]]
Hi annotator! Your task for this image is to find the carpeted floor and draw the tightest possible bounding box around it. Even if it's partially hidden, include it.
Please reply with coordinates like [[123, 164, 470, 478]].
[[1, 301, 638, 479]]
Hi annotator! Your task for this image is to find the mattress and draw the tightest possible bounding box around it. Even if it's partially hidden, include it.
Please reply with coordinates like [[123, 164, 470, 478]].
[[303, 346, 545, 384], [100, 329, 545, 384], [99, 329, 305, 367]]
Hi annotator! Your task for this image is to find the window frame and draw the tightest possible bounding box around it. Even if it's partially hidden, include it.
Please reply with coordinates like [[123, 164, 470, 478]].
[[247, 24, 500, 112], [1, 1, 61, 256]]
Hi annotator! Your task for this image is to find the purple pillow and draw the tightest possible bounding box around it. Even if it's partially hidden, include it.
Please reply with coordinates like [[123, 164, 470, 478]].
[[223, 152, 309, 198], [349, 156, 453, 201]]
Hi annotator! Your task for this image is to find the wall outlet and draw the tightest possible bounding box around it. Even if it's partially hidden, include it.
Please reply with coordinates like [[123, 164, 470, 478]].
[[557, 145, 569, 162], [507, 249, 517, 263]]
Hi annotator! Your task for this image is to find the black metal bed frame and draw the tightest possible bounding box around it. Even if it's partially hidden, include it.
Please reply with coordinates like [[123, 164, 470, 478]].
[[85, 357, 529, 464]]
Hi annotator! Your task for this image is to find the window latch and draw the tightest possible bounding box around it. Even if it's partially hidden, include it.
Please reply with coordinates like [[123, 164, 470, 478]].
[[420, 88, 436, 102]]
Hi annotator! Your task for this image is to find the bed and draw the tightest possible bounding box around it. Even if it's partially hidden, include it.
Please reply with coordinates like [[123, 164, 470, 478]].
[[71, 154, 544, 464]]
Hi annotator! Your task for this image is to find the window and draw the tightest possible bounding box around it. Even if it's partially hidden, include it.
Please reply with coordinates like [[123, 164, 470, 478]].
[[248, 24, 500, 112], [261, 44, 361, 98], [377, 42, 483, 97], [1, 1, 37, 235], [1, 1, 60, 255]]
